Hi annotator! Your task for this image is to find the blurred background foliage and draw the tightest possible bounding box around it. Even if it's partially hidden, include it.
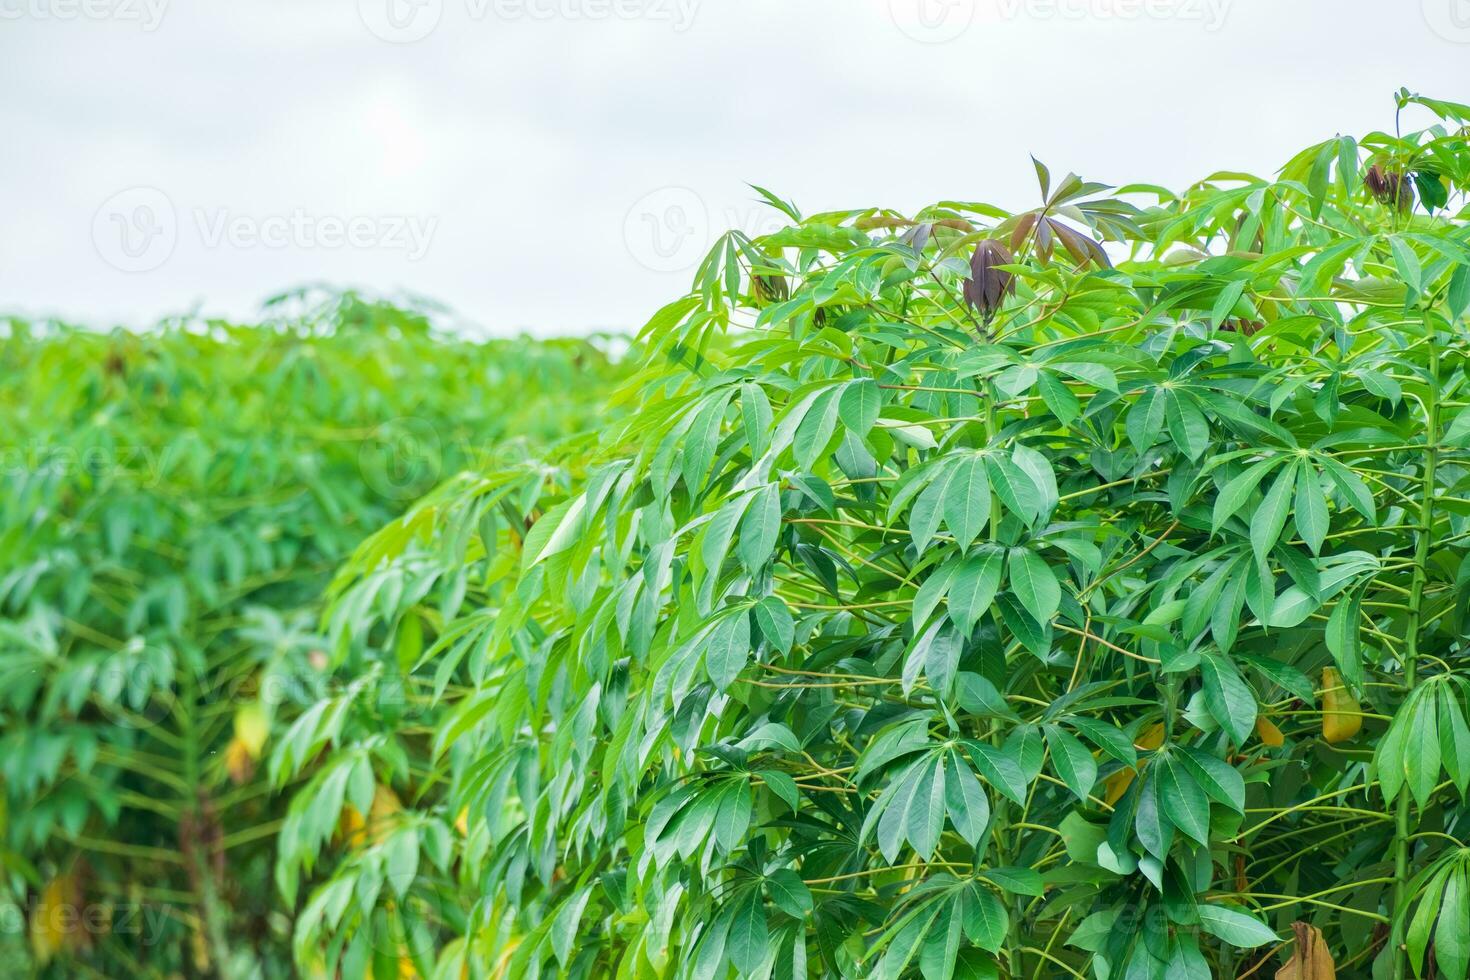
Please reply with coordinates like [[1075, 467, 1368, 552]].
[[0, 290, 630, 977]]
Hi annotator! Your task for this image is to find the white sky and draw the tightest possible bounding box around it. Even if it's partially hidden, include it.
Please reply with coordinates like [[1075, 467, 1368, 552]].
[[4, 0, 1469, 336]]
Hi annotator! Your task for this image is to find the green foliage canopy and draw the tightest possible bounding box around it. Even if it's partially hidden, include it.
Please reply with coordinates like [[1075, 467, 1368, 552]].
[[300, 93, 1470, 980]]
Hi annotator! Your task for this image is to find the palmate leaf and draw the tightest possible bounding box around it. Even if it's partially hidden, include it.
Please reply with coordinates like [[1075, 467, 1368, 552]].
[[1211, 456, 1281, 534], [865, 748, 994, 861], [1376, 678, 1470, 809]]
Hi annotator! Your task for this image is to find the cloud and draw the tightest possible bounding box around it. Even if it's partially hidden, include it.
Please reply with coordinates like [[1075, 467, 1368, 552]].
[[2, 0, 1467, 334]]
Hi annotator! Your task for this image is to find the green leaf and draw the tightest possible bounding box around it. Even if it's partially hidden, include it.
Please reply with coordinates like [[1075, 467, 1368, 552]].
[[1409, 866, 1450, 973], [1134, 772, 1174, 860], [962, 886, 1009, 954], [963, 741, 1028, 805], [1390, 236, 1424, 296], [753, 596, 795, 654], [914, 557, 958, 631], [1210, 279, 1247, 328], [910, 465, 951, 555], [1068, 718, 1136, 766], [1179, 748, 1245, 814], [1450, 263, 1470, 322], [794, 388, 841, 469], [1321, 458, 1376, 522], [760, 770, 801, 812], [1011, 444, 1059, 522], [765, 869, 812, 918], [839, 378, 882, 437], [706, 612, 752, 690], [943, 751, 991, 848], [738, 484, 782, 573], [1200, 651, 1256, 745], [948, 547, 1004, 635], [1166, 934, 1211, 980], [1439, 867, 1470, 980], [742, 382, 773, 457], [906, 756, 947, 860], [985, 453, 1041, 527], [1044, 725, 1097, 801], [1293, 461, 1328, 555], [980, 867, 1044, 896], [1037, 371, 1080, 425], [942, 455, 991, 551], [384, 829, 419, 897], [1052, 361, 1118, 392], [1438, 685, 1470, 797], [1249, 465, 1296, 562], [1212, 458, 1279, 534], [955, 672, 1019, 720], [1406, 691, 1442, 807], [727, 891, 771, 973], [1157, 753, 1210, 845], [1127, 388, 1167, 452], [1166, 390, 1209, 460], [1325, 586, 1364, 690], [1196, 904, 1278, 948], [1007, 548, 1060, 625]]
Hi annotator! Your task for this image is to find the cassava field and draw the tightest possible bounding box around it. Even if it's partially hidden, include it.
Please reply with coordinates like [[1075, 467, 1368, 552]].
[[9, 92, 1470, 979]]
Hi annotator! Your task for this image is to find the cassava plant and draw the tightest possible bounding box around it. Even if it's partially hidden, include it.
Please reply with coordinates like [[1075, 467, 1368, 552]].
[[292, 91, 1470, 978]]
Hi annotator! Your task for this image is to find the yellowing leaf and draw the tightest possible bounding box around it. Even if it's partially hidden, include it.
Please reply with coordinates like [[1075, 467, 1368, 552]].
[[225, 737, 256, 785], [31, 874, 89, 963], [1102, 723, 1167, 804], [1321, 667, 1363, 744], [1135, 722, 1166, 751], [338, 784, 403, 848], [234, 702, 270, 759], [1103, 767, 1136, 806], [1256, 716, 1285, 748]]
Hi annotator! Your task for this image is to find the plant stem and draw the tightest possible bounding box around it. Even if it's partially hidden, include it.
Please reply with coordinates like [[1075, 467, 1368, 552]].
[[1389, 326, 1440, 980], [180, 666, 234, 976]]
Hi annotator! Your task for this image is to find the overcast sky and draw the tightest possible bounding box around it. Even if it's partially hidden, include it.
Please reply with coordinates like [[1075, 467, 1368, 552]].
[[4, 0, 1469, 336]]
